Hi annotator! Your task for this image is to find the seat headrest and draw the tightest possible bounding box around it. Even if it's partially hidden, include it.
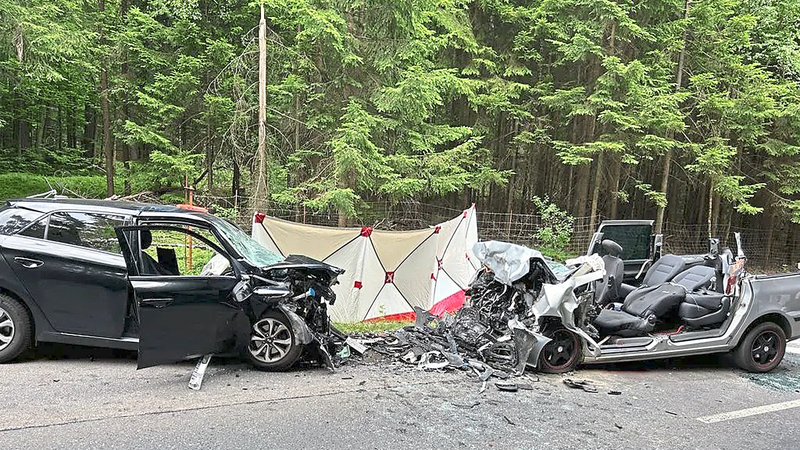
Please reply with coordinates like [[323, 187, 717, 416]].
[[601, 239, 623, 257], [673, 265, 716, 292], [140, 230, 152, 250]]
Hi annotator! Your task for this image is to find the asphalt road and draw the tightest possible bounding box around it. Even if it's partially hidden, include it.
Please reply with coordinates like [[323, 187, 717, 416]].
[[0, 341, 798, 450]]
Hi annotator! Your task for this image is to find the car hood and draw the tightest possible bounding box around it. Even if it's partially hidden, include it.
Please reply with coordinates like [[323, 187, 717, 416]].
[[264, 254, 345, 275]]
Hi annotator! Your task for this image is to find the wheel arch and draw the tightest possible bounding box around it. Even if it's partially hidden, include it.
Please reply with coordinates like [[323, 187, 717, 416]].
[[0, 286, 36, 341], [740, 313, 791, 346]]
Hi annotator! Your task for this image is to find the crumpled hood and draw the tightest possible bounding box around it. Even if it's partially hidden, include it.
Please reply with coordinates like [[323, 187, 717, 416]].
[[472, 241, 553, 285], [265, 254, 345, 274]]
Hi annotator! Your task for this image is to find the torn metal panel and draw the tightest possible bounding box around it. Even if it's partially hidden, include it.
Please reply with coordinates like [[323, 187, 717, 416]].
[[277, 305, 315, 346], [472, 241, 549, 285]]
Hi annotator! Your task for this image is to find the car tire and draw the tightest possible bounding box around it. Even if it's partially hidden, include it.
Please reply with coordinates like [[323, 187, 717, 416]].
[[733, 321, 786, 373], [0, 294, 32, 364], [538, 327, 582, 374], [244, 309, 304, 371]]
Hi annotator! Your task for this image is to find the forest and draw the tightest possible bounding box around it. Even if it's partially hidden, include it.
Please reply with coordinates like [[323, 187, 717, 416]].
[[1, 0, 800, 262]]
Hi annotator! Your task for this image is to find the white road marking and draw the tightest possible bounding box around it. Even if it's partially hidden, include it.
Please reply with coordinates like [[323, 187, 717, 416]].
[[696, 399, 800, 424]]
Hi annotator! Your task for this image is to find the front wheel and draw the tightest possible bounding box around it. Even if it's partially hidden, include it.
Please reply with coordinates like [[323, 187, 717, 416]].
[[538, 327, 582, 374], [244, 310, 304, 371], [733, 322, 786, 373]]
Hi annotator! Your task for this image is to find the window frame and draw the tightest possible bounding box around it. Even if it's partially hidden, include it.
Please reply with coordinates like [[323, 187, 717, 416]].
[[13, 209, 130, 256], [123, 224, 237, 278]]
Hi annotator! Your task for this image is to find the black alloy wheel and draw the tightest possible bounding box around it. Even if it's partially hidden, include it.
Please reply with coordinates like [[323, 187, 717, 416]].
[[538, 328, 581, 374], [733, 321, 786, 373]]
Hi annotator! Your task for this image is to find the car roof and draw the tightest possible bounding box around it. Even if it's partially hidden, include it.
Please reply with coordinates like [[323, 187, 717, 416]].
[[6, 198, 197, 217]]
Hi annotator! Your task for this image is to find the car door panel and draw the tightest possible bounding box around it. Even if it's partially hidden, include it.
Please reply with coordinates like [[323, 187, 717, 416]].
[[132, 277, 249, 369], [589, 221, 655, 284], [116, 226, 250, 369], [1, 234, 129, 337]]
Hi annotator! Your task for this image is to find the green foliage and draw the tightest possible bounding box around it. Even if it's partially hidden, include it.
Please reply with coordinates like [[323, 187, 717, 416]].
[[333, 320, 412, 333], [531, 196, 574, 255], [2, 0, 800, 236], [0, 173, 118, 200]]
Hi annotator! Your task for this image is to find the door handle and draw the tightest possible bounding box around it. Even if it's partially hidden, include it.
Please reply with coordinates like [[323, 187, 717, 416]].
[[14, 257, 43, 269], [140, 297, 174, 308]]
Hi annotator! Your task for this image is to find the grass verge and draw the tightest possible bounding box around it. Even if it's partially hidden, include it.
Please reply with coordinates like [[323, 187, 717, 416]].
[[333, 320, 412, 334]]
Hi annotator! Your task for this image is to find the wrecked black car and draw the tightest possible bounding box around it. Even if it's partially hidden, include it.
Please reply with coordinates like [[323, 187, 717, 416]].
[[0, 199, 343, 370]]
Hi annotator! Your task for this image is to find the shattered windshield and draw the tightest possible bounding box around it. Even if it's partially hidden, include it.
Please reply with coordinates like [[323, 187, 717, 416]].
[[212, 218, 283, 267], [545, 259, 572, 281]]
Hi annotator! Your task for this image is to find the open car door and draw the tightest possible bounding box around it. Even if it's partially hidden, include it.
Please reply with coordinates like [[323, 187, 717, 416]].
[[116, 225, 250, 369], [587, 220, 661, 284]]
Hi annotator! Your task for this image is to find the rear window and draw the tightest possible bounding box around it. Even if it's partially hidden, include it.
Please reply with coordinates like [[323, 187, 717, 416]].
[[599, 225, 652, 260], [0, 207, 46, 236], [47, 212, 125, 253]]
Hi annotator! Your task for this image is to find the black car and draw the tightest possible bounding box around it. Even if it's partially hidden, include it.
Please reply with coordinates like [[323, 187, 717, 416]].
[[0, 199, 342, 370]]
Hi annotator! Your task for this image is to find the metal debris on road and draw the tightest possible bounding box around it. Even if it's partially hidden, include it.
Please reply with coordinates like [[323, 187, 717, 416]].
[[562, 378, 598, 393], [188, 354, 212, 391]]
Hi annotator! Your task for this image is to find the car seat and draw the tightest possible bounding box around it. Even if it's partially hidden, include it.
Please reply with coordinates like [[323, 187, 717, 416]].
[[139, 230, 174, 276], [594, 265, 717, 337], [597, 240, 624, 306], [618, 254, 685, 298]]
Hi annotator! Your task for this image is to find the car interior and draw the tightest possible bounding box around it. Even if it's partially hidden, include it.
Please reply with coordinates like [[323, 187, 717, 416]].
[[139, 230, 180, 276], [592, 239, 734, 339]]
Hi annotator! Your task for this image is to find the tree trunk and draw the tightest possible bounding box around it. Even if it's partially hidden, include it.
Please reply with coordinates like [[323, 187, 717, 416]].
[[232, 158, 240, 209], [83, 104, 96, 157], [654, 0, 692, 234], [67, 104, 77, 149], [253, 5, 269, 215], [36, 106, 47, 149], [99, 0, 114, 197], [589, 151, 604, 232], [609, 154, 622, 218]]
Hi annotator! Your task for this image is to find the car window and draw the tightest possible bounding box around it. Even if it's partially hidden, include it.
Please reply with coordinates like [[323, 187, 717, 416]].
[[598, 225, 652, 260], [47, 212, 126, 253], [18, 217, 47, 239], [140, 226, 231, 276], [0, 208, 46, 236]]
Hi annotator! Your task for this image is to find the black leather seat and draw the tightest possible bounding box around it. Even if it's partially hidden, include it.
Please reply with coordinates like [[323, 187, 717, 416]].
[[597, 240, 624, 305], [671, 265, 716, 291], [594, 265, 718, 337], [139, 230, 174, 276], [678, 292, 731, 327], [619, 254, 685, 298]]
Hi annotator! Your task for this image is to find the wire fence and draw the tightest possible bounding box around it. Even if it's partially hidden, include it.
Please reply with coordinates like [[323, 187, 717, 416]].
[[187, 195, 798, 271]]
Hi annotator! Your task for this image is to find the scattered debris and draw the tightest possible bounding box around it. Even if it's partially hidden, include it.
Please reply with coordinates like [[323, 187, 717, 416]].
[[608, 390, 622, 395], [503, 415, 516, 425], [563, 378, 598, 393], [495, 382, 519, 392], [343, 242, 605, 386], [665, 410, 678, 416], [614, 423, 623, 430], [345, 337, 368, 355], [188, 354, 212, 391], [452, 400, 481, 409]]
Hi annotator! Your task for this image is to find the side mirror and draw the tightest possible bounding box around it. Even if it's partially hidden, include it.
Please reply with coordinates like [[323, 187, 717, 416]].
[[232, 276, 252, 302]]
